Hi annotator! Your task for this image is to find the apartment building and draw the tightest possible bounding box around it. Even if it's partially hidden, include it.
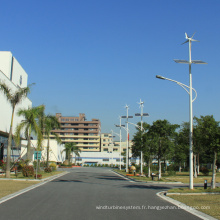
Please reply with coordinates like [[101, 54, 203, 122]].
[[100, 133, 132, 154], [51, 113, 101, 152]]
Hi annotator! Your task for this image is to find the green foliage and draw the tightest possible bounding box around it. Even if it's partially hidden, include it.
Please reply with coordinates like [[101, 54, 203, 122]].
[[0, 82, 33, 178], [22, 165, 35, 177], [44, 167, 52, 173], [17, 159, 29, 171], [49, 163, 57, 171], [15, 105, 44, 161]]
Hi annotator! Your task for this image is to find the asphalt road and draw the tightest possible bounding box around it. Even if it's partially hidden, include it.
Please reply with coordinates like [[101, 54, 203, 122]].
[[0, 168, 203, 220]]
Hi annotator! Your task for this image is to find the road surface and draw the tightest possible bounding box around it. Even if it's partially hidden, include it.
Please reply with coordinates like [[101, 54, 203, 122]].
[[0, 168, 203, 220]]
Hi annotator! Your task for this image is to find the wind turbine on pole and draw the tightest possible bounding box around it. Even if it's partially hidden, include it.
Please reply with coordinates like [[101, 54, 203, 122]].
[[174, 32, 207, 190]]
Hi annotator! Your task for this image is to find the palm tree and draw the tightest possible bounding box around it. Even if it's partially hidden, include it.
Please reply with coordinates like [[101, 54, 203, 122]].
[[14, 105, 44, 163], [43, 115, 61, 167], [0, 82, 32, 178], [62, 142, 80, 165], [72, 145, 81, 164]]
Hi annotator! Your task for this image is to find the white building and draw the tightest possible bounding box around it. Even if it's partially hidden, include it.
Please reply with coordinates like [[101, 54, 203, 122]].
[[0, 51, 32, 160], [20, 140, 65, 163]]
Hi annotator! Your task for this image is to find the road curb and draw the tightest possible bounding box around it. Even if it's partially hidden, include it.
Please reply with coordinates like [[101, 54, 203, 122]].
[[112, 170, 183, 184], [0, 171, 68, 205], [157, 191, 218, 220], [166, 192, 220, 195]]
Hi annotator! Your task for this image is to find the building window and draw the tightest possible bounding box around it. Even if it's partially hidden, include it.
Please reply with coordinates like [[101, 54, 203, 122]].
[[103, 159, 109, 161], [103, 148, 108, 151]]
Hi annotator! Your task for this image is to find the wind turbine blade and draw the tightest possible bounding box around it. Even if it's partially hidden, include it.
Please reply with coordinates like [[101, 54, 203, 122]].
[[191, 31, 196, 38], [181, 40, 189, 45], [185, 32, 188, 39], [191, 39, 199, 42]]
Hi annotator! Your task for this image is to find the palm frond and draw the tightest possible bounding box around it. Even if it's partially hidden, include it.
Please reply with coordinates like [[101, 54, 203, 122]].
[[0, 82, 13, 101]]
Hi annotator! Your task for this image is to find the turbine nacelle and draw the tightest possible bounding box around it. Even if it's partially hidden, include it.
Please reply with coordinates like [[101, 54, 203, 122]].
[[182, 32, 199, 45]]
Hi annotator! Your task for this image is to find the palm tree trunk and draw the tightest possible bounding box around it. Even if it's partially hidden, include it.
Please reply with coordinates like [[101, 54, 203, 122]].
[[6, 106, 15, 178], [211, 151, 217, 189], [27, 126, 32, 164], [46, 138, 50, 167], [27, 136, 31, 164]]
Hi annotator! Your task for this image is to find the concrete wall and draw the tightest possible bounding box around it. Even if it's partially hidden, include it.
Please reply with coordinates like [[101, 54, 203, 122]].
[[21, 140, 66, 163], [0, 52, 32, 136]]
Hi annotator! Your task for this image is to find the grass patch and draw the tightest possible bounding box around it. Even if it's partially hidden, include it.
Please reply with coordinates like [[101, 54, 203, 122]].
[[0, 171, 64, 180], [114, 169, 170, 182], [114, 169, 220, 184], [0, 171, 65, 199], [0, 180, 38, 198], [168, 194, 220, 219], [168, 187, 220, 193]]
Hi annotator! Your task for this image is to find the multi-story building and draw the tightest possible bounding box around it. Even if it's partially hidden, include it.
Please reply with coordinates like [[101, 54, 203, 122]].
[[100, 133, 132, 154], [0, 51, 32, 160], [51, 113, 101, 152]]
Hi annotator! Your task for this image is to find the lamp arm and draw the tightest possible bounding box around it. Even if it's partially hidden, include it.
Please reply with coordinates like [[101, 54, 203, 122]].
[[177, 82, 197, 102]]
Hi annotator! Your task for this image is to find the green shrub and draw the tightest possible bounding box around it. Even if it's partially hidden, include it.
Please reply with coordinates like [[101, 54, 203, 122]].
[[49, 163, 57, 171], [22, 165, 34, 177], [44, 167, 52, 173]]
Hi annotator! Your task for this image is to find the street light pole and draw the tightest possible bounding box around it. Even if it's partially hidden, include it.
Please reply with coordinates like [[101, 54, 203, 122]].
[[115, 117, 125, 170], [156, 32, 207, 190], [110, 130, 115, 167], [121, 105, 133, 172], [135, 99, 149, 175]]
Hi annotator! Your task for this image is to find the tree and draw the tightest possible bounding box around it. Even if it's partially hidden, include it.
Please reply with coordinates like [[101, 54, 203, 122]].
[[0, 82, 32, 178], [194, 115, 220, 189], [14, 105, 44, 163], [43, 115, 61, 167], [72, 145, 81, 164], [132, 122, 153, 177], [173, 123, 189, 172], [62, 142, 80, 165], [148, 120, 179, 179]]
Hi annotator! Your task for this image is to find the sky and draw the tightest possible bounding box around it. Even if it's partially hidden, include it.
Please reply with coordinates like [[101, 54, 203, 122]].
[[1, 0, 220, 141]]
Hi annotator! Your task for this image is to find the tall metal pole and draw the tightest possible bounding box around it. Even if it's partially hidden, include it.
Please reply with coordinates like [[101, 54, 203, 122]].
[[126, 105, 129, 173], [189, 39, 194, 190], [119, 117, 122, 170], [140, 102, 143, 175], [156, 32, 206, 190]]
